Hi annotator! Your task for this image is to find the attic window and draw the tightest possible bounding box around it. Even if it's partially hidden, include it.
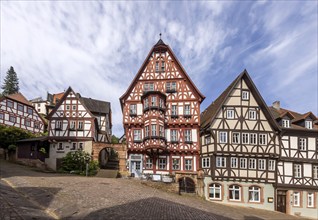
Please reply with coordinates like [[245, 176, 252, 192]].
[[242, 91, 249, 100], [282, 119, 290, 128], [155, 61, 159, 72], [305, 120, 313, 129]]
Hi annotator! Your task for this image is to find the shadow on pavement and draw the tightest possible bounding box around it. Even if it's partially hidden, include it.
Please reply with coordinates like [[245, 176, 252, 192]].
[[84, 197, 233, 220]]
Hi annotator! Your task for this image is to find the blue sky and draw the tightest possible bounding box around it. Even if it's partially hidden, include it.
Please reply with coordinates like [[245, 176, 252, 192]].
[[1, 1, 317, 136]]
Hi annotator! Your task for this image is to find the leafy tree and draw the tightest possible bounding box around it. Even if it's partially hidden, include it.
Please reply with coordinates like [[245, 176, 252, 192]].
[[111, 135, 119, 144], [1, 66, 20, 95], [0, 125, 35, 149]]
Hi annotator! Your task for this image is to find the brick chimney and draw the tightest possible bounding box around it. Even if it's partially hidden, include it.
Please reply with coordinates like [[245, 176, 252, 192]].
[[273, 101, 280, 110]]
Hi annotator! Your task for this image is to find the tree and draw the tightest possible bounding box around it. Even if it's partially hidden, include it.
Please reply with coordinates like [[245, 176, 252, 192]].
[[0, 125, 35, 149], [2, 66, 20, 95], [111, 135, 119, 144]]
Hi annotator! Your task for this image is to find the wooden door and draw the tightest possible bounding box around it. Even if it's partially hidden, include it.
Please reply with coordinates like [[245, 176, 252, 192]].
[[277, 190, 287, 213]]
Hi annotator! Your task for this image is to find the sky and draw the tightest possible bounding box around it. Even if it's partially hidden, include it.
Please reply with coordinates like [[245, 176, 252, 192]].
[[1, 1, 317, 136]]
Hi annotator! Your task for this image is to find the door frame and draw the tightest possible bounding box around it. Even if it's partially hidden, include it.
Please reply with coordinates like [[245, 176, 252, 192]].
[[129, 154, 143, 177], [276, 190, 287, 213]]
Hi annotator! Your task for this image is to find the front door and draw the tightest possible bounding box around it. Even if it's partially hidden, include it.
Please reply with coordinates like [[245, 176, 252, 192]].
[[131, 161, 141, 177], [277, 190, 287, 213]]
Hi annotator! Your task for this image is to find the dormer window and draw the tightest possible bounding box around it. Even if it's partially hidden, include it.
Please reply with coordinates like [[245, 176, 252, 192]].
[[282, 119, 290, 128], [242, 91, 249, 100], [305, 120, 313, 129]]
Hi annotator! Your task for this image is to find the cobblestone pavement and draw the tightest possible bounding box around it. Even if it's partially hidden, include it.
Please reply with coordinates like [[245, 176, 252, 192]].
[[0, 160, 311, 220]]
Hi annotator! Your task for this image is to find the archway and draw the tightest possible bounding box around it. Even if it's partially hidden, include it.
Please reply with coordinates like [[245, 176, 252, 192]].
[[178, 177, 195, 193], [99, 147, 119, 170]]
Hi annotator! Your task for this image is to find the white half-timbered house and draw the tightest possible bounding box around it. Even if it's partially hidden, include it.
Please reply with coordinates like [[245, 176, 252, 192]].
[[46, 87, 112, 170], [120, 39, 205, 180], [200, 70, 280, 211], [270, 102, 318, 218], [0, 93, 45, 133]]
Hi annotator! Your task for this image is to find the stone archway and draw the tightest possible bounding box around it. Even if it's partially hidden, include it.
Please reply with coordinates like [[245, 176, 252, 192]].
[[99, 147, 118, 169]]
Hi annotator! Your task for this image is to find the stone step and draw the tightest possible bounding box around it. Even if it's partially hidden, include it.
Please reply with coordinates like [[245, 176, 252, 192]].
[[96, 169, 118, 178]]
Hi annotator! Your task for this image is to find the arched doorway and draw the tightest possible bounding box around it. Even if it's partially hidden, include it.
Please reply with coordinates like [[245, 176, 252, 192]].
[[178, 177, 195, 193], [99, 147, 119, 170]]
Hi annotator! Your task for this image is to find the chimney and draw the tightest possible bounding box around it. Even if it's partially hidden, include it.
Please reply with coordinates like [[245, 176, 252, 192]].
[[273, 101, 280, 110]]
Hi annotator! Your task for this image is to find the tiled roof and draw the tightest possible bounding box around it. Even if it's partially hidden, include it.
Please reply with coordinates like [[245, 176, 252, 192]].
[[80, 97, 110, 114], [6, 93, 32, 106]]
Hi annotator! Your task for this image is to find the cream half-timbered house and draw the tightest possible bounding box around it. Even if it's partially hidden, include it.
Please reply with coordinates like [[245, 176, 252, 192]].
[[0, 93, 45, 133], [200, 70, 280, 211], [46, 87, 112, 170], [270, 103, 318, 219], [120, 39, 205, 179]]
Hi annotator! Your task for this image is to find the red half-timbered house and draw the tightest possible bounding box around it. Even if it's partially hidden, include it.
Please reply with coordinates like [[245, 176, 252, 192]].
[[120, 39, 205, 178]]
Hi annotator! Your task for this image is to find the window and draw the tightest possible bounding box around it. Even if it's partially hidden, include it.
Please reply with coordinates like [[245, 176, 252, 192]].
[[166, 82, 177, 92], [9, 115, 15, 123], [0, 113, 3, 119], [249, 186, 260, 202], [242, 133, 249, 144], [313, 165, 318, 179], [231, 157, 238, 168], [57, 143, 64, 151], [219, 132, 227, 143], [70, 121, 76, 130], [158, 158, 166, 170], [66, 105, 70, 110], [269, 160, 275, 171], [185, 159, 192, 170], [249, 110, 256, 120], [205, 136, 211, 144], [161, 61, 165, 71], [305, 120, 313, 129], [144, 99, 149, 109], [56, 121, 62, 130], [227, 109, 235, 119], [155, 61, 159, 72], [308, 193, 314, 208], [172, 158, 180, 170], [240, 158, 247, 169], [72, 105, 76, 110], [18, 104, 24, 112], [145, 126, 149, 137], [202, 157, 210, 168], [184, 105, 191, 116], [250, 133, 257, 145], [133, 130, 141, 141], [151, 96, 157, 107], [78, 121, 84, 130], [299, 138, 306, 151], [258, 159, 266, 170], [171, 130, 178, 142], [229, 185, 241, 201], [294, 164, 302, 178], [209, 183, 222, 200], [293, 192, 300, 207], [282, 119, 290, 128], [71, 143, 76, 150], [184, 130, 192, 142], [242, 91, 249, 100], [216, 157, 226, 168], [144, 83, 154, 92], [130, 104, 137, 115], [78, 143, 83, 150], [7, 100, 13, 108], [259, 134, 267, 145], [25, 120, 31, 127], [171, 105, 178, 116], [151, 124, 157, 136], [232, 133, 240, 144], [159, 99, 164, 108], [34, 122, 40, 129], [146, 158, 153, 169], [159, 126, 164, 137], [249, 158, 256, 169]]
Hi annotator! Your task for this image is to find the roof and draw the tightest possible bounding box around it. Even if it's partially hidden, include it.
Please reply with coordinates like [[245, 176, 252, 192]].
[[201, 69, 280, 131], [4, 93, 33, 106], [17, 136, 49, 142], [119, 39, 205, 109], [80, 97, 110, 114]]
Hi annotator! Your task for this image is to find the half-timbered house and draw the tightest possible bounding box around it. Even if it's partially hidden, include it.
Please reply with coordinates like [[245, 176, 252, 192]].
[[0, 93, 45, 133], [200, 70, 280, 210], [270, 102, 318, 218], [45, 87, 112, 170], [120, 39, 205, 180]]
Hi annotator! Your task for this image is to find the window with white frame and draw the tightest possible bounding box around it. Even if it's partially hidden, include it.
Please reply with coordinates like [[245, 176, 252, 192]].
[[133, 130, 141, 141], [249, 109, 257, 120], [282, 119, 290, 128], [66, 105, 70, 110], [151, 124, 157, 136], [313, 165, 318, 179], [249, 158, 256, 169], [307, 192, 314, 208], [7, 100, 13, 108], [209, 183, 222, 200], [205, 136, 211, 144], [249, 186, 260, 202], [166, 82, 177, 92], [299, 138, 306, 151], [70, 121, 76, 130], [305, 120, 313, 129], [130, 104, 137, 115], [202, 157, 210, 168], [172, 158, 180, 170], [155, 61, 159, 72], [27, 107, 33, 114], [158, 158, 166, 170], [57, 143, 64, 151], [72, 105, 76, 110], [159, 126, 164, 137], [151, 96, 157, 107], [56, 121, 62, 129], [0, 113, 3, 119], [161, 61, 165, 71], [171, 130, 178, 142], [250, 133, 257, 145], [219, 132, 227, 143], [185, 159, 192, 170], [240, 158, 247, 169], [269, 160, 275, 171], [259, 134, 267, 145], [144, 83, 154, 92], [232, 132, 240, 144], [293, 192, 300, 207], [171, 105, 178, 116], [159, 99, 164, 108], [258, 159, 266, 170], [18, 104, 24, 112], [184, 130, 191, 142], [216, 156, 226, 168], [242, 133, 249, 144], [231, 157, 238, 168], [294, 164, 302, 178], [145, 126, 149, 137], [25, 120, 31, 127], [78, 121, 84, 130], [9, 115, 15, 123], [144, 99, 149, 109], [242, 91, 249, 100], [227, 109, 235, 119], [146, 158, 153, 169], [229, 185, 241, 201], [184, 105, 191, 116], [71, 142, 76, 150]]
